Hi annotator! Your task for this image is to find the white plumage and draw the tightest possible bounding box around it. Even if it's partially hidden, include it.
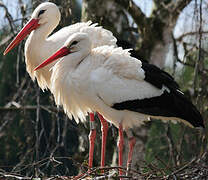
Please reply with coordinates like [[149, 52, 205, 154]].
[[35, 33, 174, 129], [4, 2, 117, 90], [36, 31, 205, 130]]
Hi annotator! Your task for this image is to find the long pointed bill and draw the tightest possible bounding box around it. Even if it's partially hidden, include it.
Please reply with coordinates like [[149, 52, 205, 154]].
[[34, 47, 71, 71], [3, 18, 40, 55]]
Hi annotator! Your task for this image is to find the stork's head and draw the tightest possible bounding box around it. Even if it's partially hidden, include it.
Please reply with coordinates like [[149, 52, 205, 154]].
[[34, 33, 91, 71], [4, 2, 60, 55], [31, 2, 60, 26]]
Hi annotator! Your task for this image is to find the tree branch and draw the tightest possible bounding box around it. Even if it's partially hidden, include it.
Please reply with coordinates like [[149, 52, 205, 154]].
[[114, 0, 146, 27], [153, 0, 192, 24], [175, 31, 208, 42], [0, 105, 62, 113], [0, 1, 15, 34], [172, 0, 193, 19]]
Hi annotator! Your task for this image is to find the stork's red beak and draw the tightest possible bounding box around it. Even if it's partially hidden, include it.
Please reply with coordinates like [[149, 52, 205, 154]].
[[3, 18, 40, 55], [34, 47, 70, 71]]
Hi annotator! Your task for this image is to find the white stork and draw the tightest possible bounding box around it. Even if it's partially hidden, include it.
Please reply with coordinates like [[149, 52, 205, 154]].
[[34, 32, 204, 175], [3, 2, 117, 169]]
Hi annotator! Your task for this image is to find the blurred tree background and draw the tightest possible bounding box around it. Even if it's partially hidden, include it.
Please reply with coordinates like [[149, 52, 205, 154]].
[[0, 0, 207, 179]]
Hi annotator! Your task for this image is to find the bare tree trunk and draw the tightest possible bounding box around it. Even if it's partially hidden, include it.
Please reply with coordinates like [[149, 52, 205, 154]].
[[150, 27, 173, 67]]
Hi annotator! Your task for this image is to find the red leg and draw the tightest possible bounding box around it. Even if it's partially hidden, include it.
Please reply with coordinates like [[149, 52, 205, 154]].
[[117, 124, 124, 176], [88, 112, 96, 169], [97, 113, 109, 168], [127, 136, 136, 175]]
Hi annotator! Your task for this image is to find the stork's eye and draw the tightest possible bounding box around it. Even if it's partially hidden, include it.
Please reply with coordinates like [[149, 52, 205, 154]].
[[38, 9, 46, 17], [71, 41, 78, 46]]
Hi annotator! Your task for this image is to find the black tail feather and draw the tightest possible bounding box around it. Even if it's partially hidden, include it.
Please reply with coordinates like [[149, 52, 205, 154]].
[[113, 90, 204, 128], [171, 89, 204, 128]]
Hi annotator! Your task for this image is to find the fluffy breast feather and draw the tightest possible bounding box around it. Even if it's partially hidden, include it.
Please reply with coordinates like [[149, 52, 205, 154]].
[[50, 59, 93, 123]]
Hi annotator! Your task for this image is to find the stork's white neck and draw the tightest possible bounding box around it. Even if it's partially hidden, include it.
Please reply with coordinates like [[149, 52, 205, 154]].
[[31, 17, 59, 42], [24, 18, 60, 90]]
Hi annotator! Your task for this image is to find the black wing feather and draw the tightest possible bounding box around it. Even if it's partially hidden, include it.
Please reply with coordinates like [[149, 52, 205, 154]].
[[116, 39, 204, 128], [112, 90, 204, 128], [141, 62, 179, 90]]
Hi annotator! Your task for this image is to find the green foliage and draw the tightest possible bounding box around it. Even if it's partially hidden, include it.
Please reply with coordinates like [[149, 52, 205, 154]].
[[179, 65, 194, 90], [145, 120, 203, 174]]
